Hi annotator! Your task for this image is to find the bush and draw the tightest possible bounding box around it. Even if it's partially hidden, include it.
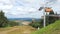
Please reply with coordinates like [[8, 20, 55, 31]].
[[8, 21, 19, 27], [30, 20, 41, 28]]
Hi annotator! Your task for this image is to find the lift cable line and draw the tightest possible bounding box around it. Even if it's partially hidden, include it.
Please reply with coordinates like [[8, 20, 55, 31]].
[[46, 14, 60, 17], [38, 0, 57, 27]]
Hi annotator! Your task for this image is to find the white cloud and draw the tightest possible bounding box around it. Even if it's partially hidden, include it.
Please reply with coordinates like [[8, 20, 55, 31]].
[[0, 0, 60, 18], [17, 7, 23, 11], [0, 0, 13, 10], [0, 5, 13, 10]]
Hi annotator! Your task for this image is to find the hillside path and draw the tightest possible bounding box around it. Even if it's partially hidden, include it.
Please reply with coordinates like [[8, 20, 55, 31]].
[[0, 27, 19, 34], [0, 26, 36, 34]]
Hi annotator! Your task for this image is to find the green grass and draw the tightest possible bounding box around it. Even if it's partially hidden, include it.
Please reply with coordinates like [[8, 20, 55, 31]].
[[31, 20, 60, 34]]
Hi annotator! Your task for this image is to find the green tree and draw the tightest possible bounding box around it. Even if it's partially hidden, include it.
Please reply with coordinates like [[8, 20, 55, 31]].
[[48, 10, 55, 24], [29, 19, 41, 28], [8, 21, 19, 27], [49, 10, 54, 14], [46, 10, 59, 26], [0, 10, 9, 27], [30, 22, 40, 28]]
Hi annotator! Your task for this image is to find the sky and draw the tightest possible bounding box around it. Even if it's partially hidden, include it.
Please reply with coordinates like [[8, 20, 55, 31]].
[[0, 0, 60, 18]]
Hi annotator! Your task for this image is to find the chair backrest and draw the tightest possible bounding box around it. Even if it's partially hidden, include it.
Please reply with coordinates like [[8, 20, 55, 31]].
[[45, 7, 52, 12]]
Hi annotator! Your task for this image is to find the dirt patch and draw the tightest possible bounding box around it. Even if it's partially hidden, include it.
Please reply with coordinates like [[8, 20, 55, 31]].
[[0, 26, 36, 34]]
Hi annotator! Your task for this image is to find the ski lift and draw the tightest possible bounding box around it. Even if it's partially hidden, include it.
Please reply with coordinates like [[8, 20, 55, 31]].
[[45, 7, 52, 12]]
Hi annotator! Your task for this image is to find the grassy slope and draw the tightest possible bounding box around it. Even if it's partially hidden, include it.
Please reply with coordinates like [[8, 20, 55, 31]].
[[31, 20, 60, 34]]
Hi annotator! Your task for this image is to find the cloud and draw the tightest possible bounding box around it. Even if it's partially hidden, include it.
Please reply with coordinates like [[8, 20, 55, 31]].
[[0, 5, 13, 10], [0, 0, 60, 18]]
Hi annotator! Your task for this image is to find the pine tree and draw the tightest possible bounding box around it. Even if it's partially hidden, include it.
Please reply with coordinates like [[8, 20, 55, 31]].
[[48, 10, 55, 24], [0, 10, 8, 27], [45, 9, 55, 26]]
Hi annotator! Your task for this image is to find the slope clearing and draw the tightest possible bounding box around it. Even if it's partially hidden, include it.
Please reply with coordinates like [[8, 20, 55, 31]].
[[7, 26, 36, 34], [0, 26, 36, 34], [31, 20, 60, 34]]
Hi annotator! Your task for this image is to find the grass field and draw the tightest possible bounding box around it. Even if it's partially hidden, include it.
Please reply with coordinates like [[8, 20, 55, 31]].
[[31, 20, 60, 34]]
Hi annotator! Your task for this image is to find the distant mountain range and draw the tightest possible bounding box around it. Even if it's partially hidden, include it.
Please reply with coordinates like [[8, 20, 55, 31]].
[[8, 18, 40, 21]]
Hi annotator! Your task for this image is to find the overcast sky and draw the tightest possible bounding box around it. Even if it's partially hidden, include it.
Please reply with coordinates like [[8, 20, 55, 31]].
[[0, 0, 60, 18]]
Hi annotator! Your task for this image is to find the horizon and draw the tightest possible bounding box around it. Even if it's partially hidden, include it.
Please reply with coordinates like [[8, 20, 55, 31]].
[[7, 18, 41, 19]]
